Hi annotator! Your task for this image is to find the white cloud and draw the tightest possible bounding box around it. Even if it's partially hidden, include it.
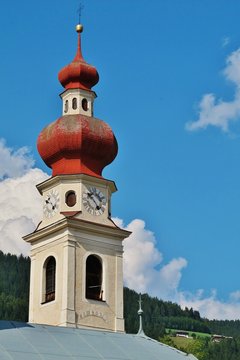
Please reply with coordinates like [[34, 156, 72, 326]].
[[230, 290, 240, 302], [0, 216, 35, 257], [177, 290, 240, 320], [186, 48, 240, 132], [114, 218, 187, 299], [222, 36, 230, 48], [115, 217, 240, 320], [0, 169, 48, 255], [0, 139, 35, 179], [157, 257, 188, 299], [0, 140, 48, 255]]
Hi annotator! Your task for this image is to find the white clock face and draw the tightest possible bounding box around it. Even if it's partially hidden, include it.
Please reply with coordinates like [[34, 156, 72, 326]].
[[82, 186, 106, 216], [43, 189, 60, 218]]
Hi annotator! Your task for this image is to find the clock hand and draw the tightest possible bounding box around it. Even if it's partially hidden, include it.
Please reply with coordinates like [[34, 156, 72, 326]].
[[92, 195, 101, 207], [46, 198, 54, 208], [46, 198, 56, 210], [87, 192, 101, 208]]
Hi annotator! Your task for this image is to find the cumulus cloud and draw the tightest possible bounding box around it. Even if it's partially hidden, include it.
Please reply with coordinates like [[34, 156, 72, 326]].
[[177, 290, 240, 320], [186, 48, 240, 132], [114, 217, 187, 300], [115, 217, 240, 320], [0, 169, 48, 255], [0, 216, 35, 257], [0, 139, 35, 179], [0, 139, 48, 255], [230, 290, 240, 302]]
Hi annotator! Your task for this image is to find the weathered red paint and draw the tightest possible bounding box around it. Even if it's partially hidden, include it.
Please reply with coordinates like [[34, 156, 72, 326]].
[[37, 114, 118, 178], [58, 33, 99, 91]]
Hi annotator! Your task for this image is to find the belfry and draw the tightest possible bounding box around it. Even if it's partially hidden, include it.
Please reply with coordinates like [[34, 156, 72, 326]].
[[23, 24, 130, 331]]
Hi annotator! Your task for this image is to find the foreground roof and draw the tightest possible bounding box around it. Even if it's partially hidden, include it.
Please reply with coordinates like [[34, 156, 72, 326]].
[[0, 321, 197, 360]]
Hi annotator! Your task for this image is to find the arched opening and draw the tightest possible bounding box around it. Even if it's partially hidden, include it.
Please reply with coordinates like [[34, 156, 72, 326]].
[[64, 100, 69, 113], [65, 190, 76, 207], [45, 256, 56, 303], [82, 98, 88, 111], [86, 255, 103, 301], [72, 97, 77, 110]]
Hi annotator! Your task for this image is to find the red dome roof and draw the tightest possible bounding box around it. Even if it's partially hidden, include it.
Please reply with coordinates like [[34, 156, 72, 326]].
[[58, 30, 99, 91], [37, 115, 118, 178]]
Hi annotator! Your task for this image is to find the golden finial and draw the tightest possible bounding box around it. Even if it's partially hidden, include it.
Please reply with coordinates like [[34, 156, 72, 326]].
[[76, 3, 84, 33], [76, 24, 83, 33]]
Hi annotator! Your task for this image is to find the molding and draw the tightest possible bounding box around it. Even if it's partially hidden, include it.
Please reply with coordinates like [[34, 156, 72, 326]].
[[59, 88, 97, 99], [36, 174, 117, 195], [23, 217, 131, 245]]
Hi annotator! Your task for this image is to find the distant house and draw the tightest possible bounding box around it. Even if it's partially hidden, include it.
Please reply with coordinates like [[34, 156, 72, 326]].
[[212, 335, 233, 343], [176, 331, 192, 339]]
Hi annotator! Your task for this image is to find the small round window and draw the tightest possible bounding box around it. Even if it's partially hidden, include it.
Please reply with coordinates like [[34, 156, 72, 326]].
[[65, 191, 76, 207], [82, 98, 88, 111]]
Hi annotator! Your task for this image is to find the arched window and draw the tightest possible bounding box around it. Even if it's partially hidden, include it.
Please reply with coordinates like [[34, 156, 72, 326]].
[[72, 97, 77, 110], [65, 190, 76, 207], [86, 255, 103, 301], [45, 256, 56, 303], [64, 100, 69, 113], [82, 98, 88, 111]]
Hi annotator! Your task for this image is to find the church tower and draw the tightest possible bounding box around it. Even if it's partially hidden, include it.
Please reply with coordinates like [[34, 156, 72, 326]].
[[23, 24, 130, 332]]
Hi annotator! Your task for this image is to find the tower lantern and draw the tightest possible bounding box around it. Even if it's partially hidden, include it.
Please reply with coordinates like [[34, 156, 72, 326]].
[[58, 24, 99, 117], [24, 24, 130, 332]]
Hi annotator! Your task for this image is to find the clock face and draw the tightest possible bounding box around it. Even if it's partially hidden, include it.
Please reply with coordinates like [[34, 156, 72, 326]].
[[82, 186, 106, 216], [43, 189, 60, 218]]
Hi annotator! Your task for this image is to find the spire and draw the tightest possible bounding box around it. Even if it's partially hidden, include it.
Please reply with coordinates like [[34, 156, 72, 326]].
[[58, 24, 99, 91], [74, 24, 84, 61], [137, 294, 146, 337]]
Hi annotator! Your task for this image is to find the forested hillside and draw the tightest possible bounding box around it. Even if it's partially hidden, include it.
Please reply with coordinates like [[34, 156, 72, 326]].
[[124, 287, 240, 339], [205, 319, 240, 338], [0, 251, 30, 321], [1, 251, 240, 359]]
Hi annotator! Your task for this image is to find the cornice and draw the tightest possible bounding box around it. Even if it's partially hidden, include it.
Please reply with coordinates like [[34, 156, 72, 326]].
[[23, 217, 131, 244], [36, 174, 117, 194]]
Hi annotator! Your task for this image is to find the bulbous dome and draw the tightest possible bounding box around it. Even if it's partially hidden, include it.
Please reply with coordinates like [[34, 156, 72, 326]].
[[37, 114, 118, 178], [58, 26, 99, 91]]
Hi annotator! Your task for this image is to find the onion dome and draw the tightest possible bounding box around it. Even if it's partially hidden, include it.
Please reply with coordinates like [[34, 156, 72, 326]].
[[58, 25, 99, 91], [37, 114, 118, 178], [37, 24, 117, 178]]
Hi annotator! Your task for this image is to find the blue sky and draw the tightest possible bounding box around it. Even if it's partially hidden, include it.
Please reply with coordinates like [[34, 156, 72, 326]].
[[2, 0, 240, 319]]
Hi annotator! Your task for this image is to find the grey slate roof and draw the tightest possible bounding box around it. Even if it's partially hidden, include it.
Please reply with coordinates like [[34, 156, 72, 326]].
[[0, 321, 198, 360]]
